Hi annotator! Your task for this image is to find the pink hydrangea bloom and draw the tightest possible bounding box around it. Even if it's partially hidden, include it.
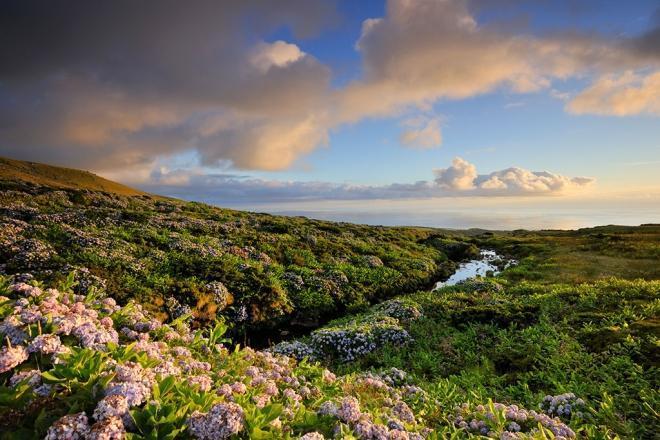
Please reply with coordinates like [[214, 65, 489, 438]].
[[0, 345, 29, 373]]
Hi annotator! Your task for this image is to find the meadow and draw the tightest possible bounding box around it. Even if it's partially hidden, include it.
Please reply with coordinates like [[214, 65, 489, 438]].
[[0, 167, 658, 439]]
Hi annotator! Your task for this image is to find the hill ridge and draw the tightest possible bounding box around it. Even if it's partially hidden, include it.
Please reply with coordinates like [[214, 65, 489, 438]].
[[0, 155, 146, 196]]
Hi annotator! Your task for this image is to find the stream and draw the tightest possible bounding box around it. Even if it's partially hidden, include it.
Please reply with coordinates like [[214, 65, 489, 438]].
[[433, 249, 516, 290]]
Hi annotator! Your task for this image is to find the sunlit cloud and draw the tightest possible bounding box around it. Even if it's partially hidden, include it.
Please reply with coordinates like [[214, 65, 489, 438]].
[[399, 115, 442, 149], [136, 157, 594, 203], [567, 70, 660, 116], [0, 0, 657, 182]]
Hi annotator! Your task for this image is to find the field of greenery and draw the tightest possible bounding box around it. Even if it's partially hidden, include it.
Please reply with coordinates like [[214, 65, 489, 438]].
[[0, 180, 481, 340], [0, 179, 658, 439]]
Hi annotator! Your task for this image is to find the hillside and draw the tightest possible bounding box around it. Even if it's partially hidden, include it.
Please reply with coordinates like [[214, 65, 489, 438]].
[[0, 158, 480, 340], [0, 156, 146, 196], [0, 158, 658, 439]]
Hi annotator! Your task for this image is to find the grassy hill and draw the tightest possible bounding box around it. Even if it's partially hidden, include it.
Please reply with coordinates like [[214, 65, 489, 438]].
[[0, 156, 146, 196], [0, 157, 658, 439]]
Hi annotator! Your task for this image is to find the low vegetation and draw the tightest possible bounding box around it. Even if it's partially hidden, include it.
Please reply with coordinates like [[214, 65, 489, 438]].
[[0, 160, 658, 439]]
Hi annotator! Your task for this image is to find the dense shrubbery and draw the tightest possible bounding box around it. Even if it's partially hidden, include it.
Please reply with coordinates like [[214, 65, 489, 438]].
[[1, 179, 659, 439], [3, 274, 656, 438], [0, 183, 475, 335], [297, 277, 660, 439]]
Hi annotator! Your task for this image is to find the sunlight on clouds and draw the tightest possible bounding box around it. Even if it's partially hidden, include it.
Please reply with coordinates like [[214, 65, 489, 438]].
[[0, 0, 658, 181], [433, 157, 477, 190], [434, 157, 595, 195], [568, 70, 660, 116], [134, 156, 595, 203], [250, 41, 305, 73], [399, 116, 442, 149]]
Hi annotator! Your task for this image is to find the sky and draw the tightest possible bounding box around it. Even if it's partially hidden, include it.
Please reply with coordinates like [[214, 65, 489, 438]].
[[1, 0, 659, 229]]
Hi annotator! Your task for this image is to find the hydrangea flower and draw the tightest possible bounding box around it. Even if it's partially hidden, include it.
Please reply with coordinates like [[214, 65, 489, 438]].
[[338, 396, 362, 423], [299, 432, 325, 440], [45, 413, 90, 440], [88, 415, 125, 440], [28, 334, 62, 354], [93, 395, 130, 422], [0, 345, 29, 373], [187, 402, 245, 439]]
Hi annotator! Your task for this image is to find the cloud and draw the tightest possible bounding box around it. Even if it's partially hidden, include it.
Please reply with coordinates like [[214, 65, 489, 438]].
[[249, 41, 305, 72], [0, 0, 658, 175], [475, 168, 595, 194], [629, 7, 660, 60], [137, 157, 594, 203], [334, 0, 655, 124], [399, 116, 442, 149], [0, 0, 335, 172], [567, 71, 660, 116], [433, 157, 594, 195], [434, 157, 478, 189]]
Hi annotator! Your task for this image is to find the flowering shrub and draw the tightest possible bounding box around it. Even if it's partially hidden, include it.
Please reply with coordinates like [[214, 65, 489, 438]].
[[269, 340, 318, 361], [454, 400, 577, 439], [539, 393, 586, 421], [0, 179, 658, 439], [0, 274, 438, 439], [273, 297, 422, 363]]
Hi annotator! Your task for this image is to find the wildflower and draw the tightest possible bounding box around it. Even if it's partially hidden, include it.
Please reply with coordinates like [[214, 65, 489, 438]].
[[318, 401, 339, 418], [231, 381, 247, 394], [10, 282, 43, 298], [338, 396, 362, 423], [0, 316, 27, 344], [171, 346, 192, 357], [300, 432, 325, 440], [216, 383, 233, 398], [88, 416, 125, 440], [93, 395, 130, 421], [264, 380, 279, 396], [28, 334, 62, 354], [392, 401, 415, 424], [253, 394, 271, 408], [45, 413, 90, 440], [188, 402, 245, 439], [322, 369, 336, 383], [188, 375, 213, 392], [0, 345, 29, 373], [283, 388, 302, 402], [10, 369, 39, 386], [389, 429, 410, 440], [105, 381, 152, 407]]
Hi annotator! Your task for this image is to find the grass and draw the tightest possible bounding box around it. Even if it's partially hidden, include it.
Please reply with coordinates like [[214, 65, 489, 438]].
[[0, 156, 146, 196], [0, 158, 658, 438]]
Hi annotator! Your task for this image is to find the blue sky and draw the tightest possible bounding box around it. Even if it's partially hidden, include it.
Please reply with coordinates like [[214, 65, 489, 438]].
[[1, 0, 659, 227], [249, 0, 660, 189]]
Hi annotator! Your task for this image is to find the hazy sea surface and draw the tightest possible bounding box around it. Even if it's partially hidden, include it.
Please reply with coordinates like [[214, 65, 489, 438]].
[[215, 197, 660, 230]]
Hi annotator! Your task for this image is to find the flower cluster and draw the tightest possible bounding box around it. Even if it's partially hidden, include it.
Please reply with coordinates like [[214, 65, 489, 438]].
[[187, 402, 245, 439], [274, 297, 420, 363], [310, 316, 412, 362], [105, 361, 155, 407], [269, 340, 318, 361], [373, 299, 423, 323], [539, 393, 586, 420], [0, 345, 29, 373], [0, 272, 592, 440], [205, 281, 233, 309], [45, 413, 90, 440], [455, 400, 576, 439]]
